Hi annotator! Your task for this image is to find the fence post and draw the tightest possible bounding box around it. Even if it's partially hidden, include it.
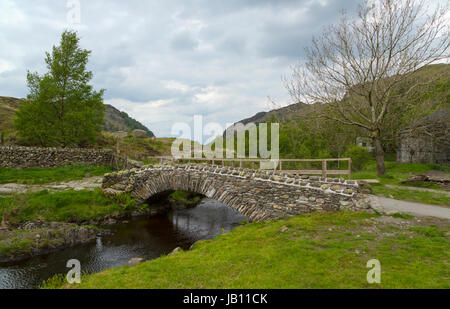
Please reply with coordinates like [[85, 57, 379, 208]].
[[240, 160, 243, 168], [322, 160, 327, 178], [279, 160, 283, 171], [348, 159, 352, 180]]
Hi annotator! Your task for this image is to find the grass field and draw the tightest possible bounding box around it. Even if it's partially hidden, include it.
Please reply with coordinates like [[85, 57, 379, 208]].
[[0, 165, 112, 185], [43, 211, 449, 289], [352, 161, 450, 206], [0, 189, 137, 224]]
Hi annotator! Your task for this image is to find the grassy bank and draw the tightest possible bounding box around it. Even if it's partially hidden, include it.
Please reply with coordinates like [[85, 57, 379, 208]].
[[0, 165, 113, 185], [0, 189, 137, 225], [47, 211, 449, 289], [352, 162, 450, 206], [0, 189, 140, 261]]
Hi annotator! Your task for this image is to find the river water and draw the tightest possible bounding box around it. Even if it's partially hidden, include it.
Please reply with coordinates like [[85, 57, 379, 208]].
[[0, 198, 248, 289]]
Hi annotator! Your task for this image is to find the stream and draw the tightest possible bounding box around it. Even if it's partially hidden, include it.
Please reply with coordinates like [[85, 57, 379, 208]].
[[0, 198, 248, 289]]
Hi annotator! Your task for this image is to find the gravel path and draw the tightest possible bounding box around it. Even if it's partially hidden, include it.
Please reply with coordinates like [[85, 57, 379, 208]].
[[0, 176, 103, 195], [369, 195, 450, 219]]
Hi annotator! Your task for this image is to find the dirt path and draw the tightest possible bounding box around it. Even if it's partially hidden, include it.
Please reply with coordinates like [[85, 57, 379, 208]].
[[0, 176, 103, 195], [369, 195, 450, 219]]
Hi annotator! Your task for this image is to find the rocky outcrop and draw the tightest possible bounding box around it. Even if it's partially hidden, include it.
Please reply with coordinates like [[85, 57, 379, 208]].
[[397, 109, 449, 165], [102, 163, 371, 222], [0, 221, 105, 263], [132, 129, 147, 137]]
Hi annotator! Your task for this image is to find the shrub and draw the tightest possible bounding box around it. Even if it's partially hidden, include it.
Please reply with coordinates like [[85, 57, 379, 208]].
[[344, 145, 372, 171]]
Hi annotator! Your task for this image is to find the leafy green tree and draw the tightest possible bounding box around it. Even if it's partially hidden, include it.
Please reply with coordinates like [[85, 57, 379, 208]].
[[15, 30, 105, 147]]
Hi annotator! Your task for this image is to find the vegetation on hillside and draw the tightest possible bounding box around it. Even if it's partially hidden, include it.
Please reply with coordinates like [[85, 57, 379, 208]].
[[44, 211, 449, 289], [99, 133, 173, 160], [0, 97, 23, 141]]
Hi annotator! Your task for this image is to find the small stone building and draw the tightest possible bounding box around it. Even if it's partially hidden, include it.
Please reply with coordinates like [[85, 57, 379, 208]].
[[397, 109, 449, 165]]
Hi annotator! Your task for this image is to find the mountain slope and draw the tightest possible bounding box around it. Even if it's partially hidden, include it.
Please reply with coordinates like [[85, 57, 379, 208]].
[[0, 96, 23, 134], [223, 102, 308, 137], [0, 96, 154, 138], [103, 104, 154, 137]]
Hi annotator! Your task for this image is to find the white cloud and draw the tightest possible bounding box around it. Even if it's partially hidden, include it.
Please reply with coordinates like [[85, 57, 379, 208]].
[[0, 60, 15, 74]]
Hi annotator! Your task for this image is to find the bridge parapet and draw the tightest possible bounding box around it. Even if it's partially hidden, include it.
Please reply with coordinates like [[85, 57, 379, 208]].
[[102, 163, 371, 222]]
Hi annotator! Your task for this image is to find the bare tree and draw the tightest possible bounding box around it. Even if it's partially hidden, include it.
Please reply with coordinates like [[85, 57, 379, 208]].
[[285, 0, 449, 175]]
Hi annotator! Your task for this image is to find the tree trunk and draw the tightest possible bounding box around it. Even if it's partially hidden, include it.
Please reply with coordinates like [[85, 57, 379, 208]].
[[372, 134, 386, 176]]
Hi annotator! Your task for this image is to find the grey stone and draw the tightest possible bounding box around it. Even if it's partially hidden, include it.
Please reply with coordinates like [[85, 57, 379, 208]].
[[169, 247, 183, 255], [126, 257, 146, 267]]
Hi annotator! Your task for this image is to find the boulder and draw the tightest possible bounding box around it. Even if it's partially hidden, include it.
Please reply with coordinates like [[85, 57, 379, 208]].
[[132, 129, 147, 137], [169, 247, 182, 255]]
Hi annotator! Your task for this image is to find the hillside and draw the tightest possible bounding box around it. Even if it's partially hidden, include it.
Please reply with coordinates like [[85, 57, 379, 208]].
[[0, 96, 154, 138], [103, 104, 154, 137], [223, 102, 308, 137], [0, 96, 22, 135]]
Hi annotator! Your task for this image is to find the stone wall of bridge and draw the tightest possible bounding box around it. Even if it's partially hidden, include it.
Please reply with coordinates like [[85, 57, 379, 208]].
[[101, 164, 371, 222]]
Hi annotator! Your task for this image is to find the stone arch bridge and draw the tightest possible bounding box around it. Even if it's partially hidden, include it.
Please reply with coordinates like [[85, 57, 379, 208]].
[[102, 164, 370, 222]]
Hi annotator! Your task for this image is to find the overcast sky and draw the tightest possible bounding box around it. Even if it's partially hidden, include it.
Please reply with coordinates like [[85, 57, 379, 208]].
[[1, 0, 368, 137]]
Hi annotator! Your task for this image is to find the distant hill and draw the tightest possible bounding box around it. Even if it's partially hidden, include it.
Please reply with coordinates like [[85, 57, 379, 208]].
[[223, 102, 308, 137], [103, 104, 154, 137], [0, 96, 23, 134], [0, 96, 155, 138]]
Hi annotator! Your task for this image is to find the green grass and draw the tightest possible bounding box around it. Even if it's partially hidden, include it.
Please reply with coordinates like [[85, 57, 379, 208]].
[[0, 189, 137, 224], [352, 161, 450, 205], [371, 184, 450, 206], [46, 211, 449, 289], [169, 190, 203, 206], [352, 161, 450, 185], [0, 237, 32, 256], [0, 165, 113, 185]]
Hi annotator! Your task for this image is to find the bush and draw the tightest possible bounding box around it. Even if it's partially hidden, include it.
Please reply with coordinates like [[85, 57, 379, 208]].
[[344, 145, 372, 171]]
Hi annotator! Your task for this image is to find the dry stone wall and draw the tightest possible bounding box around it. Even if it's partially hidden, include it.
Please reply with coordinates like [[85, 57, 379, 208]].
[[102, 163, 371, 222], [0, 146, 117, 168]]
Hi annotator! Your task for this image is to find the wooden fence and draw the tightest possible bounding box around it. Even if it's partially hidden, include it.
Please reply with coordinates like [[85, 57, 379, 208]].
[[146, 156, 352, 179]]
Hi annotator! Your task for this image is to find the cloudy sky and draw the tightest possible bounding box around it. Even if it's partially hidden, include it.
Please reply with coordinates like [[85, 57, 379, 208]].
[[1, 0, 367, 138]]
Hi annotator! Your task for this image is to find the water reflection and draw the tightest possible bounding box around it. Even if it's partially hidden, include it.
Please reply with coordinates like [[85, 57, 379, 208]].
[[0, 198, 247, 289]]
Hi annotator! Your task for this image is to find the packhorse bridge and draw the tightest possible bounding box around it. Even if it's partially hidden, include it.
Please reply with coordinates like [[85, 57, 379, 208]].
[[102, 163, 371, 222]]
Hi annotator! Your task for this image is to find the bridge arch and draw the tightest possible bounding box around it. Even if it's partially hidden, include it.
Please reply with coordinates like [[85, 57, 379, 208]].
[[134, 171, 261, 220]]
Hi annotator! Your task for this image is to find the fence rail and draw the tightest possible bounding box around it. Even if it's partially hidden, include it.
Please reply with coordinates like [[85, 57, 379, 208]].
[[146, 156, 352, 179]]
